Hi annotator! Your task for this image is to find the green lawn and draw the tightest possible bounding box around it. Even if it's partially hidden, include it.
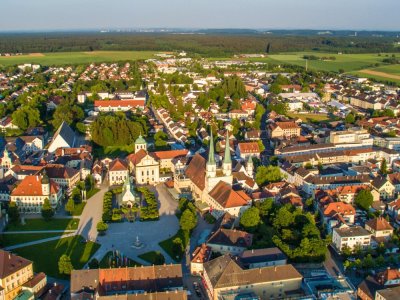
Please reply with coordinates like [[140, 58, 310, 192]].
[[208, 52, 398, 73], [138, 251, 166, 265], [0, 51, 156, 67], [6, 218, 80, 232], [99, 251, 141, 268], [72, 203, 86, 216], [286, 112, 333, 122], [0, 233, 62, 247], [86, 188, 100, 200], [94, 144, 135, 158], [13, 235, 100, 278], [159, 229, 189, 262]]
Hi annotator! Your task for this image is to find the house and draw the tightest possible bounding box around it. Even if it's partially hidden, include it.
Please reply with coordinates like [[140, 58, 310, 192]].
[[268, 121, 301, 139], [94, 99, 145, 112], [375, 286, 400, 300], [206, 228, 252, 255], [48, 122, 78, 153], [332, 225, 371, 252], [245, 130, 261, 141], [365, 217, 394, 249], [0, 250, 34, 300], [190, 244, 212, 276], [236, 142, 261, 161], [321, 202, 356, 233], [372, 177, 395, 200], [207, 181, 250, 219], [202, 254, 303, 300], [108, 158, 129, 186], [70, 265, 184, 299], [358, 268, 400, 300], [239, 247, 287, 269], [41, 164, 80, 191], [10, 174, 62, 213]]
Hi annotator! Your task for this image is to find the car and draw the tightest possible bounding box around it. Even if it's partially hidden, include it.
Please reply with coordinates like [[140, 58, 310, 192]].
[[195, 289, 202, 297], [193, 282, 199, 289]]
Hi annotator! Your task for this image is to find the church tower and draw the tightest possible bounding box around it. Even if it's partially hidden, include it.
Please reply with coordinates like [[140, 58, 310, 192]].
[[41, 170, 50, 196], [222, 131, 232, 176], [246, 155, 254, 177], [134, 134, 147, 153], [206, 131, 216, 178]]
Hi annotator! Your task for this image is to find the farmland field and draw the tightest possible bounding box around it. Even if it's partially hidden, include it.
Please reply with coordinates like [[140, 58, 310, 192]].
[[248, 52, 399, 73], [0, 51, 156, 67]]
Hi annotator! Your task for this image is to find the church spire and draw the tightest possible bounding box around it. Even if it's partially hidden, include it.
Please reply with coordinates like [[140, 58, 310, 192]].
[[223, 130, 231, 165], [207, 130, 216, 166], [222, 130, 232, 176]]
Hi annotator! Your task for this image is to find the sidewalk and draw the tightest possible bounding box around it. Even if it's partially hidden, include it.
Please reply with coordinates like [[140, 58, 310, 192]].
[[4, 232, 77, 251], [2, 230, 76, 234]]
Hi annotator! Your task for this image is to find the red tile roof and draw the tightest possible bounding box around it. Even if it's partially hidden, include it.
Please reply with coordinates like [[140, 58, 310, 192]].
[[238, 142, 260, 154], [323, 202, 355, 217], [109, 158, 129, 171], [94, 100, 145, 108], [11, 175, 60, 197], [153, 149, 188, 160], [209, 181, 249, 208]]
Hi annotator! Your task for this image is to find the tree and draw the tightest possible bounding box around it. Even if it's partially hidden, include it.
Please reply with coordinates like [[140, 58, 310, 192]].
[[180, 209, 197, 232], [12, 105, 41, 130], [58, 254, 73, 275], [269, 83, 282, 94], [88, 258, 99, 269], [172, 237, 184, 258], [41, 198, 54, 221], [381, 159, 388, 175], [8, 202, 20, 225], [51, 101, 85, 130], [97, 221, 108, 235], [239, 207, 260, 231], [65, 198, 75, 215], [255, 198, 274, 217], [355, 189, 373, 211], [345, 113, 355, 124], [255, 165, 283, 186]]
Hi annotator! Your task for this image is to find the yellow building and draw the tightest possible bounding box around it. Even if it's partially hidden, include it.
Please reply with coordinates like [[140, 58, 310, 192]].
[[269, 121, 301, 139], [0, 250, 34, 300]]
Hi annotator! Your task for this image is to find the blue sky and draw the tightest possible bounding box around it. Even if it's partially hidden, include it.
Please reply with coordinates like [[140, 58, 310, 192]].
[[1, 0, 399, 31]]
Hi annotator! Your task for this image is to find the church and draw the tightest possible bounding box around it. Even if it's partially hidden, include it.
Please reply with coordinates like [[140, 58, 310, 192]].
[[126, 135, 189, 186], [174, 131, 255, 219]]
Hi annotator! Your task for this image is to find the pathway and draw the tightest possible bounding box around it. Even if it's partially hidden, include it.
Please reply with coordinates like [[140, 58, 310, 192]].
[[2, 230, 76, 234], [4, 232, 76, 251]]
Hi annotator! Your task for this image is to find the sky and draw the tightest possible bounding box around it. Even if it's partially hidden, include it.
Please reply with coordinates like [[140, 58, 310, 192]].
[[1, 0, 399, 32]]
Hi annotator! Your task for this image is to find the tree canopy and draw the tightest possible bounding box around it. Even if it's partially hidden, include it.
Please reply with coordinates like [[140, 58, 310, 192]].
[[91, 113, 148, 147], [240, 207, 260, 230], [255, 165, 283, 186], [355, 189, 373, 211]]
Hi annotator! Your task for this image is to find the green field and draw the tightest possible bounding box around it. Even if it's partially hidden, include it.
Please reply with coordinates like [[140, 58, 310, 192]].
[[0, 51, 155, 67], [0, 232, 62, 247], [247, 52, 399, 73], [6, 218, 79, 232], [286, 112, 333, 122], [13, 235, 100, 278]]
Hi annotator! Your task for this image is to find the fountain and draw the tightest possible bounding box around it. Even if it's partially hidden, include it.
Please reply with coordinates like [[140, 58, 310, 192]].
[[131, 235, 146, 249]]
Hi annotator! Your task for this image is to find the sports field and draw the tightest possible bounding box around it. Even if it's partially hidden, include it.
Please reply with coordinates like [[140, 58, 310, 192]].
[[0, 51, 156, 67]]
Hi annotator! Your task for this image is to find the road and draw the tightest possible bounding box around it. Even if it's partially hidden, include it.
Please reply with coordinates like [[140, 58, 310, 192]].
[[76, 181, 109, 241]]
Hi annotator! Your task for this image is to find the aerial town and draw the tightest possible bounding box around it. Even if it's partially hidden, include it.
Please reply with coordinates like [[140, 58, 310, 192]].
[[0, 49, 400, 300]]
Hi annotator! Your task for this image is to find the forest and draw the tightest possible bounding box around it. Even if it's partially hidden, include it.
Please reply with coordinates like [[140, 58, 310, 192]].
[[0, 32, 399, 56]]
